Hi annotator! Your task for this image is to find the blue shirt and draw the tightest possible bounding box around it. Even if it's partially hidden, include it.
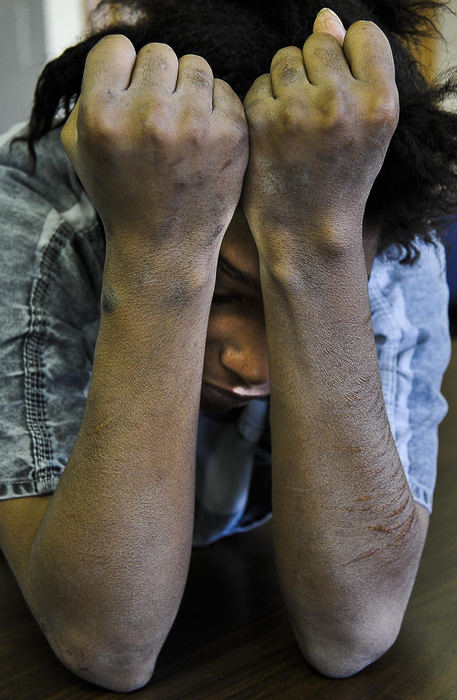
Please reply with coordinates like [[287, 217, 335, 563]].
[[0, 123, 451, 547]]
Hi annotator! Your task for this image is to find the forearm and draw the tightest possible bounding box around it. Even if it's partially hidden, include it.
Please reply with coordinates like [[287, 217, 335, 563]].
[[27, 244, 217, 683], [259, 235, 426, 675]]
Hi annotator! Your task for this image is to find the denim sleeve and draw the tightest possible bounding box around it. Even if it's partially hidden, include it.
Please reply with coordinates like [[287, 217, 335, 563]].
[[368, 239, 451, 514], [0, 125, 104, 499]]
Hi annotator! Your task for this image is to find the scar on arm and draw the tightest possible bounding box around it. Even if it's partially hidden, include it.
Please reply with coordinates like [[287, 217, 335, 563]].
[[101, 285, 121, 313]]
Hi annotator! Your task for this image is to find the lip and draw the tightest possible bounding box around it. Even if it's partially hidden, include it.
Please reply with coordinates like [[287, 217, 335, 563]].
[[200, 381, 252, 410]]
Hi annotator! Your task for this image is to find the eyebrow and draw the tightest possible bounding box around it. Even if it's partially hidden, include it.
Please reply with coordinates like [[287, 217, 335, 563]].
[[217, 253, 262, 293]]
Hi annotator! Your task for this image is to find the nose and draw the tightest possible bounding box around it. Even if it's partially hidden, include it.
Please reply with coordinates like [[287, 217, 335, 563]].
[[220, 330, 270, 393]]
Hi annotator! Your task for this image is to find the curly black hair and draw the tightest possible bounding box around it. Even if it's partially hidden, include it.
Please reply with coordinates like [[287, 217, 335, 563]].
[[13, 0, 457, 263]]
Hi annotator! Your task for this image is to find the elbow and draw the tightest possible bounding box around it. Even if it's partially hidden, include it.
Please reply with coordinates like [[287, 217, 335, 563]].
[[294, 617, 401, 679], [49, 629, 161, 692], [301, 643, 392, 679], [69, 661, 155, 693], [58, 644, 157, 692]]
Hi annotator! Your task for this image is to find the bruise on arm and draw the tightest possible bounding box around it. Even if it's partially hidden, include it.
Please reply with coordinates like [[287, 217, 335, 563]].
[[101, 285, 121, 313]]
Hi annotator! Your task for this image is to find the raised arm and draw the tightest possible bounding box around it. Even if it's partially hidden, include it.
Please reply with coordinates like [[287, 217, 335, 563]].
[[240, 9, 430, 676], [0, 35, 248, 692]]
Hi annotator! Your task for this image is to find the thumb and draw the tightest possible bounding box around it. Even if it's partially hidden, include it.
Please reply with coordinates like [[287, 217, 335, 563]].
[[313, 8, 346, 47]]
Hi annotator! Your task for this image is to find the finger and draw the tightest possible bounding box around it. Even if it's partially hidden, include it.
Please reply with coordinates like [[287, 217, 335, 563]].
[[242, 73, 273, 112], [81, 34, 137, 99], [129, 42, 178, 93], [174, 54, 214, 110], [269, 46, 309, 99], [303, 31, 353, 85], [343, 21, 396, 84], [313, 7, 346, 47], [213, 79, 247, 133]]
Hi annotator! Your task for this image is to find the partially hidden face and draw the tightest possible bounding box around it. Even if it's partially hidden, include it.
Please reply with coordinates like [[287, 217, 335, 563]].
[[200, 206, 270, 412], [199, 206, 378, 412]]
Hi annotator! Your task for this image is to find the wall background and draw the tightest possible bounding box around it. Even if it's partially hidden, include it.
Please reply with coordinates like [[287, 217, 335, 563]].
[[42, 0, 85, 62], [0, 0, 47, 135], [0, 0, 86, 135]]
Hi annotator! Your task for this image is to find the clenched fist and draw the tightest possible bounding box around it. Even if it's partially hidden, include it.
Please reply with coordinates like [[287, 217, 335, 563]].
[[61, 35, 249, 262], [240, 8, 399, 261]]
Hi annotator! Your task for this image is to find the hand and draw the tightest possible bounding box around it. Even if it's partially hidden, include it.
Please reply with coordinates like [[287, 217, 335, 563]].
[[61, 35, 248, 259], [240, 8, 399, 260]]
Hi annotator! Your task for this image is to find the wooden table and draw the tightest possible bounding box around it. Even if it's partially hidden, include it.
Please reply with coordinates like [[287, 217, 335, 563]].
[[1, 341, 456, 699]]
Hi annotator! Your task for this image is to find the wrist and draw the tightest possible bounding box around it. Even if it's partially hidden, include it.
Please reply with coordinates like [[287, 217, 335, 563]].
[[103, 239, 218, 308], [257, 220, 366, 284]]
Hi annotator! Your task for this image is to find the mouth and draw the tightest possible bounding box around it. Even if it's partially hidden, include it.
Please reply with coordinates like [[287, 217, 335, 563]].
[[200, 381, 252, 411]]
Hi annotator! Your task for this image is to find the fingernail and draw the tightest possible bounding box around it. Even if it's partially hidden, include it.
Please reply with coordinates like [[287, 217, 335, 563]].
[[317, 8, 343, 26]]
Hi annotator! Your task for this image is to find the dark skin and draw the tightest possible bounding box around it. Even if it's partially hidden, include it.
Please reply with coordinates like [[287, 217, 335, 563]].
[[0, 8, 430, 691], [233, 11, 428, 674], [200, 205, 378, 412]]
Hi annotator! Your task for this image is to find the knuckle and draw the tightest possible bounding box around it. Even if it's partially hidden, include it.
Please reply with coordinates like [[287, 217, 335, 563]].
[[312, 45, 337, 69], [214, 77, 239, 101], [242, 74, 270, 113], [143, 40, 175, 55], [346, 20, 392, 59], [305, 31, 338, 52], [272, 46, 301, 65], [346, 20, 393, 62], [142, 114, 172, 143], [278, 99, 308, 132], [276, 65, 299, 86], [219, 118, 249, 153], [138, 42, 177, 66], [253, 73, 271, 89], [304, 36, 340, 69], [190, 69, 213, 90], [181, 117, 207, 144], [214, 77, 230, 90], [271, 51, 302, 84], [180, 54, 213, 87], [88, 33, 132, 59], [144, 105, 208, 146], [367, 90, 399, 129], [318, 85, 356, 126], [245, 107, 267, 131], [77, 106, 119, 145], [350, 19, 380, 34]]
